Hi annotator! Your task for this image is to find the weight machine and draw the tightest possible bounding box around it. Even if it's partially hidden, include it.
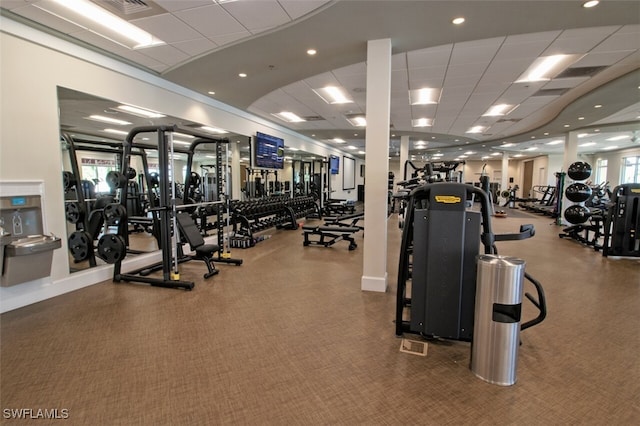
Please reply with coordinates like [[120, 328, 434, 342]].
[[395, 182, 546, 341]]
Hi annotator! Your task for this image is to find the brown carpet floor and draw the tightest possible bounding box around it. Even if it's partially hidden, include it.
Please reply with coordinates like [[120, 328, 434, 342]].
[[1, 209, 639, 425]]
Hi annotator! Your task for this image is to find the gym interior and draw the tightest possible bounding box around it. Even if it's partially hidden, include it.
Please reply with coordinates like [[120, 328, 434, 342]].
[[1, 1, 639, 424]]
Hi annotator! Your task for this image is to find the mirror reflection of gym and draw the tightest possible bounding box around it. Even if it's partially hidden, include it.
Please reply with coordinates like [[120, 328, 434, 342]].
[[57, 87, 251, 272]]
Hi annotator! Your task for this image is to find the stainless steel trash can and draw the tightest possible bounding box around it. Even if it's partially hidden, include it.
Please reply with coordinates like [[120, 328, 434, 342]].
[[470, 254, 525, 386]]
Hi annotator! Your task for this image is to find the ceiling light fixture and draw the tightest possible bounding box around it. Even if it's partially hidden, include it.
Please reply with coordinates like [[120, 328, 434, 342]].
[[491, 152, 501, 156], [273, 112, 306, 123], [201, 126, 228, 134], [606, 135, 628, 141], [466, 125, 486, 134], [546, 139, 564, 145], [313, 86, 353, 104], [602, 145, 619, 151], [583, 1, 599, 8], [86, 115, 131, 125], [502, 143, 515, 147], [238, 73, 247, 78], [346, 116, 367, 127], [412, 118, 434, 127], [34, 0, 165, 49], [579, 142, 596, 147], [208, 91, 216, 95], [524, 147, 538, 151], [452, 17, 465, 25], [348, 145, 358, 150], [513, 154, 524, 158], [516, 54, 581, 83], [332, 138, 346, 144], [409, 88, 442, 105], [307, 49, 317, 56], [594, 104, 602, 108], [116, 104, 165, 118], [482, 104, 518, 116], [358, 151, 365, 155], [103, 128, 128, 135]]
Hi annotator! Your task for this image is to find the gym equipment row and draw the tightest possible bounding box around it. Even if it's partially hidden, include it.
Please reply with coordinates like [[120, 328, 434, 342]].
[[229, 195, 320, 242], [395, 182, 546, 342], [302, 211, 364, 250]]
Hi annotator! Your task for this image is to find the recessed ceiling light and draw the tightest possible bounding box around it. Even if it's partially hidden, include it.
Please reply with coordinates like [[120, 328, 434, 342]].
[[34, 0, 165, 49], [482, 104, 518, 116], [464, 151, 475, 155], [516, 54, 581, 83], [307, 49, 317, 56], [564, 124, 571, 127], [544, 132, 549, 136], [452, 17, 465, 25], [238, 73, 247, 78], [602, 145, 619, 151], [208, 91, 215, 95], [358, 151, 365, 155], [491, 152, 501, 156], [606, 135, 628, 141], [86, 115, 131, 125], [313, 86, 353, 104], [579, 142, 596, 147], [412, 118, 433, 127], [346, 116, 367, 127], [502, 143, 515, 147], [583, 1, 599, 8], [546, 139, 564, 145], [466, 125, 486, 134], [273, 111, 306, 123], [409, 88, 442, 105], [513, 154, 524, 158], [332, 138, 346, 143], [578, 116, 585, 120], [348, 145, 357, 150], [594, 104, 602, 108], [525, 147, 538, 151]]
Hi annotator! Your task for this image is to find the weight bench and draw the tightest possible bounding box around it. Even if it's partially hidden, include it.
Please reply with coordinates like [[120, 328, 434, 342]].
[[175, 213, 220, 278], [302, 225, 360, 250], [323, 212, 364, 230]]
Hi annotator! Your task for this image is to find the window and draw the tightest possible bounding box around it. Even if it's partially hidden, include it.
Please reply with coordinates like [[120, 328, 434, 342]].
[[594, 159, 607, 184], [621, 156, 640, 184]]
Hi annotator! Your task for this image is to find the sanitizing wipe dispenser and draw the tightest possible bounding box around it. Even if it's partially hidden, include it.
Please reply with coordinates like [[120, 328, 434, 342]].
[[470, 255, 525, 386]]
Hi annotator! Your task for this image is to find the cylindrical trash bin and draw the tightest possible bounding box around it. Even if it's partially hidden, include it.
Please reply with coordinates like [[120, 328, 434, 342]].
[[470, 254, 525, 386]]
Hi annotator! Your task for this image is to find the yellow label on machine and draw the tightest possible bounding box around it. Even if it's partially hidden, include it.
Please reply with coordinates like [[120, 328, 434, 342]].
[[631, 189, 640, 193], [434, 195, 461, 204]]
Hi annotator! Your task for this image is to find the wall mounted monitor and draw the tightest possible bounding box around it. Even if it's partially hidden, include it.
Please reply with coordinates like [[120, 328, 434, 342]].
[[253, 132, 284, 169], [329, 155, 340, 175]]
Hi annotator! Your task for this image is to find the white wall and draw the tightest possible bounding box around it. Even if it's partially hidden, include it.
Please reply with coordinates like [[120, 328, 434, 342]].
[[0, 22, 355, 312], [593, 146, 640, 187]]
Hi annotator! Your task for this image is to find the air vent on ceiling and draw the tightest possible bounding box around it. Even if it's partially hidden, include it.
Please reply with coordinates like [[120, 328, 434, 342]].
[[302, 116, 324, 121], [95, 0, 166, 19], [532, 88, 569, 97], [555, 66, 607, 79], [496, 118, 521, 123]]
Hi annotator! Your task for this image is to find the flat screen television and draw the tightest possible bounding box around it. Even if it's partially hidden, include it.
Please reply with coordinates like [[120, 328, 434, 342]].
[[330, 155, 340, 174], [253, 132, 284, 169]]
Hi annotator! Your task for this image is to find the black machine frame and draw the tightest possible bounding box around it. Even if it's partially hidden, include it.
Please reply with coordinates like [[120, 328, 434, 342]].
[[395, 182, 546, 341]]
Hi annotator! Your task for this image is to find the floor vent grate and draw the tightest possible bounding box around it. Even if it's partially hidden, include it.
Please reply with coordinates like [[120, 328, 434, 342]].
[[399, 338, 428, 356]]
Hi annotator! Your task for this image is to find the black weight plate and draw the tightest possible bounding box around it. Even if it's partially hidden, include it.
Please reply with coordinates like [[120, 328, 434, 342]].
[[68, 231, 92, 261], [65, 202, 84, 224], [97, 234, 126, 264]]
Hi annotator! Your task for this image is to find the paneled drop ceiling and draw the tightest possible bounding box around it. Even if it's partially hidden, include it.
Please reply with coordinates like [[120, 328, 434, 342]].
[[2, 0, 639, 161]]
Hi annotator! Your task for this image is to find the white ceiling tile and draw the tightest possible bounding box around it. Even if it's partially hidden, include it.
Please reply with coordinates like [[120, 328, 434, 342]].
[[478, 58, 533, 85], [407, 45, 453, 69], [333, 62, 366, 78], [408, 66, 448, 88], [153, 0, 212, 13], [221, 0, 290, 31], [443, 75, 482, 88], [449, 38, 504, 66], [593, 24, 640, 52], [304, 73, 340, 90], [493, 31, 561, 61], [391, 53, 407, 71], [132, 13, 203, 44], [208, 31, 251, 46], [446, 63, 487, 78], [542, 26, 621, 55], [278, 0, 330, 20], [172, 38, 217, 57], [572, 50, 636, 67], [174, 4, 247, 37], [137, 44, 190, 68]]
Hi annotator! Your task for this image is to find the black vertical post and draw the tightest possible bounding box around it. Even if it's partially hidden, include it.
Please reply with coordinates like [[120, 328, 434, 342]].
[[157, 129, 172, 280]]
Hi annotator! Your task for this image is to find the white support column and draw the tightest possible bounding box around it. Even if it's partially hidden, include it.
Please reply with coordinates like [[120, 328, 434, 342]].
[[231, 141, 241, 200], [560, 132, 579, 225], [501, 152, 509, 195], [361, 38, 391, 293], [399, 135, 410, 181]]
